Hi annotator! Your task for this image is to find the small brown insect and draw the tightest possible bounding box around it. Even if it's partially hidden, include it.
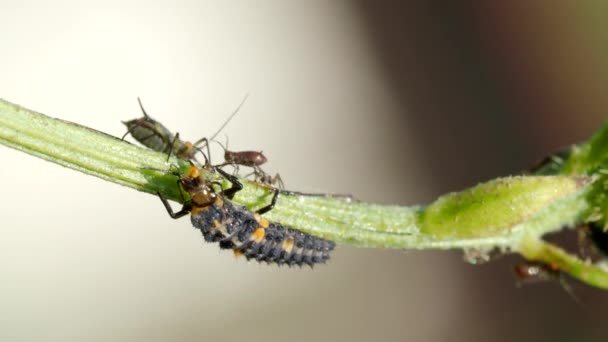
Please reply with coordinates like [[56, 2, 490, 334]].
[[224, 149, 268, 168], [514, 262, 560, 283], [513, 261, 581, 303], [216, 136, 283, 188]]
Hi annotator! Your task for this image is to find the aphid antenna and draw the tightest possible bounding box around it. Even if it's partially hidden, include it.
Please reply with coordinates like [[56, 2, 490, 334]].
[[211, 134, 230, 155], [208, 93, 250, 142], [187, 93, 247, 165]]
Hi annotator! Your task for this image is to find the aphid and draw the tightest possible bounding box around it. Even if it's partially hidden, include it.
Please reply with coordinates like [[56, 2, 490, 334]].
[[513, 261, 580, 302], [122, 98, 177, 154], [124, 97, 347, 206], [157, 165, 335, 266], [215, 136, 283, 188], [223, 144, 268, 168], [514, 261, 560, 283], [122, 98, 209, 163], [122, 95, 249, 163], [123, 96, 284, 189]]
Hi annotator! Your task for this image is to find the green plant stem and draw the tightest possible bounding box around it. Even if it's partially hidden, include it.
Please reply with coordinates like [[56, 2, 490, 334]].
[[0, 99, 193, 201], [0, 98, 585, 248], [2, 98, 608, 288], [517, 234, 608, 289]]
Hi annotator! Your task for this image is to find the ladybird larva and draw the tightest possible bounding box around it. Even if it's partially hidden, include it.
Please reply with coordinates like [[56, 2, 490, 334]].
[[192, 196, 335, 266], [158, 165, 335, 267]]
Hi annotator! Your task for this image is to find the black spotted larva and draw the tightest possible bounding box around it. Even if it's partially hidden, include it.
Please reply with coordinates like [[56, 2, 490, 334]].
[[158, 165, 335, 266]]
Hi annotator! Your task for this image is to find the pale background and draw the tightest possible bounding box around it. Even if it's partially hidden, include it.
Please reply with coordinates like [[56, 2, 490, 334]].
[[0, 2, 607, 341]]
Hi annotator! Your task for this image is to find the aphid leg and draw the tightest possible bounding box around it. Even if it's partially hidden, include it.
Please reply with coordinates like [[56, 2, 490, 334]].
[[242, 170, 255, 179], [166, 132, 181, 162], [217, 165, 278, 213], [216, 168, 243, 199], [257, 171, 284, 189], [121, 123, 138, 141], [157, 192, 191, 219], [557, 274, 583, 306], [215, 136, 237, 176], [271, 173, 284, 189], [192, 137, 211, 166], [193, 147, 210, 167], [256, 188, 279, 215], [252, 166, 266, 181]]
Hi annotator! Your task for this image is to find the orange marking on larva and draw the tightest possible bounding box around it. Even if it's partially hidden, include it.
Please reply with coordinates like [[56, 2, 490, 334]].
[[253, 213, 269, 228], [282, 237, 295, 253], [258, 218, 269, 228], [251, 227, 266, 242], [233, 250, 243, 257], [213, 220, 221, 228], [187, 166, 200, 178]]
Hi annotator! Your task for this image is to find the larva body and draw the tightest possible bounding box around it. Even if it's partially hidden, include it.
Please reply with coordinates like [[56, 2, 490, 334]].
[[158, 165, 336, 267], [191, 197, 335, 266]]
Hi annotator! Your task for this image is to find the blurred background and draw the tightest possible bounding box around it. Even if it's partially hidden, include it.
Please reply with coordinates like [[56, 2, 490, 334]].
[[0, 1, 607, 341]]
